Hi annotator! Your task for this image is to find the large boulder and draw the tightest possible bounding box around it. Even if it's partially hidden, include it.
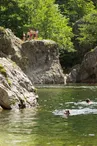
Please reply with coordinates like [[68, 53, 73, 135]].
[[0, 58, 38, 109], [76, 47, 97, 83], [21, 40, 65, 84], [67, 47, 97, 83], [0, 27, 38, 109], [0, 27, 65, 109], [0, 28, 65, 85], [0, 27, 22, 58]]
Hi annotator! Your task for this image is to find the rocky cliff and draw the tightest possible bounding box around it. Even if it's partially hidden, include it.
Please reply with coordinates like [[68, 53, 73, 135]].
[[0, 27, 65, 109], [21, 40, 65, 84], [0, 27, 38, 109], [0, 28, 65, 84], [0, 58, 38, 109]]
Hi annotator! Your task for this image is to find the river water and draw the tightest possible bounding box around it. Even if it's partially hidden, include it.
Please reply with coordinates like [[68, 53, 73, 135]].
[[0, 85, 97, 146]]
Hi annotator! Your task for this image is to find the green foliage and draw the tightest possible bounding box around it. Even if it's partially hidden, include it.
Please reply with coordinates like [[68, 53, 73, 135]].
[[78, 10, 97, 47], [0, 0, 28, 37], [21, 0, 74, 51], [1, 0, 97, 69], [92, 0, 97, 8], [55, 0, 95, 24], [0, 26, 5, 32], [0, 64, 12, 86], [6, 78, 12, 86], [0, 0, 74, 51]]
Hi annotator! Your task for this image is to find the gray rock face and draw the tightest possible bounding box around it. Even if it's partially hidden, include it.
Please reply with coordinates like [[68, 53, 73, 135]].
[[0, 28, 65, 109], [0, 58, 38, 109], [21, 40, 65, 84], [76, 47, 97, 83], [0, 29, 65, 84], [66, 64, 80, 83], [67, 47, 97, 83], [0, 28, 22, 58], [0, 28, 38, 109]]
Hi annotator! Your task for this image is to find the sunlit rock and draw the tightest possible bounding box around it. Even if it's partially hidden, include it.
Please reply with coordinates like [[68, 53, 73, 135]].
[[0, 27, 65, 109], [0, 58, 38, 109], [21, 40, 65, 84], [0, 28, 65, 84]]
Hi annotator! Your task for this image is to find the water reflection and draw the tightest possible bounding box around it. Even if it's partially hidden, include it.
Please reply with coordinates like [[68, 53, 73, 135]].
[[0, 108, 38, 146]]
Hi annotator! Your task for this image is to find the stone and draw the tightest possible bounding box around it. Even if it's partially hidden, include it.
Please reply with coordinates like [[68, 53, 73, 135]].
[[0, 28, 65, 85], [0, 58, 38, 109], [76, 47, 97, 83], [21, 40, 65, 84], [66, 64, 80, 83], [67, 47, 97, 83], [0, 28, 65, 109]]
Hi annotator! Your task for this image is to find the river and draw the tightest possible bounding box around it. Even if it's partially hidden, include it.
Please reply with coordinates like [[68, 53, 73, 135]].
[[0, 85, 97, 146]]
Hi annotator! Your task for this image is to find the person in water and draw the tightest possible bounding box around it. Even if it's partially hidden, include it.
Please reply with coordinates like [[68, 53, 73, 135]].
[[64, 110, 70, 117], [86, 98, 91, 104]]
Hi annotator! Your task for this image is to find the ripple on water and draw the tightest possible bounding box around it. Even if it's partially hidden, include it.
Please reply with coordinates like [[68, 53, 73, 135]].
[[53, 108, 97, 117], [53, 100, 97, 117]]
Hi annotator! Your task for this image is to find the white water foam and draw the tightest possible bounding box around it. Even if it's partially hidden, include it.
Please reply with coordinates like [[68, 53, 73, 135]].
[[53, 108, 97, 116]]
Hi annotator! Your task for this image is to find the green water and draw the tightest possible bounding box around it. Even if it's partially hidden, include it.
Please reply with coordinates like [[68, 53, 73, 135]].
[[0, 86, 97, 146]]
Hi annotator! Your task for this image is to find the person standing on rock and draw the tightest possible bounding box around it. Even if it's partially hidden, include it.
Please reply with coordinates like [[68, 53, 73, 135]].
[[34, 29, 38, 39], [26, 28, 38, 40], [22, 32, 26, 41], [27, 29, 30, 40], [29, 28, 34, 40]]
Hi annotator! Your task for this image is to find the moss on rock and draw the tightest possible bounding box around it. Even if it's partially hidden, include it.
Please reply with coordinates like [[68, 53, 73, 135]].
[[0, 64, 7, 77]]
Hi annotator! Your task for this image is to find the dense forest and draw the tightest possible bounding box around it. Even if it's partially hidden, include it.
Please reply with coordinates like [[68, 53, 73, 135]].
[[0, 0, 97, 72]]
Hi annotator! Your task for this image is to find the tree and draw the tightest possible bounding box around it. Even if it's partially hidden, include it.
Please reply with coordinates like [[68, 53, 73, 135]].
[[78, 10, 97, 48], [55, 0, 95, 24], [92, 0, 97, 8], [0, 0, 74, 51], [0, 0, 24, 36], [25, 0, 74, 51]]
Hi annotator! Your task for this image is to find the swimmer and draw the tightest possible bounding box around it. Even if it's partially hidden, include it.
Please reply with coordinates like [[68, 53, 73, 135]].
[[64, 110, 70, 117], [86, 98, 91, 104]]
